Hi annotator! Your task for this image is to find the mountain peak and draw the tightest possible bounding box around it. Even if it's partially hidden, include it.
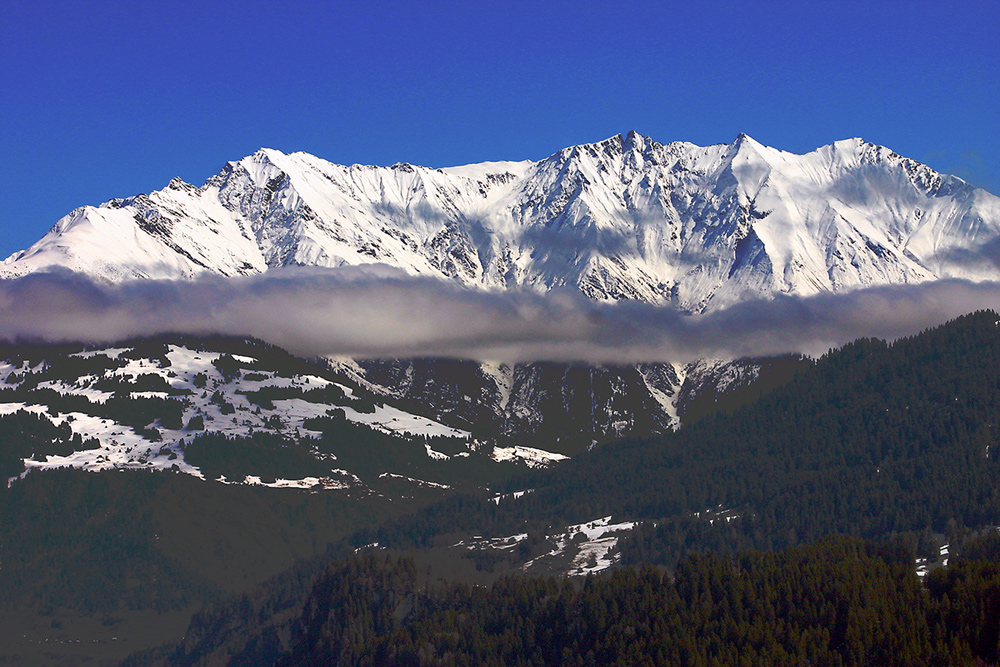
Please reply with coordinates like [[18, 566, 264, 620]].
[[244, 147, 287, 166], [3, 135, 999, 313], [256, 146, 284, 158], [729, 132, 766, 153], [622, 130, 649, 152], [167, 176, 195, 192]]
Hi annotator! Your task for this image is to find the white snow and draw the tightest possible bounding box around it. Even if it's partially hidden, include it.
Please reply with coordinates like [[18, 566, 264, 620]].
[[454, 515, 637, 576], [5, 134, 998, 315], [241, 474, 352, 490], [491, 445, 567, 468], [377, 472, 450, 489], [0, 341, 475, 490], [69, 348, 129, 359], [692, 504, 742, 526], [16, 409, 202, 477], [453, 532, 528, 550], [490, 489, 533, 504], [522, 516, 638, 576], [424, 443, 450, 460], [340, 402, 470, 439], [562, 517, 638, 576]]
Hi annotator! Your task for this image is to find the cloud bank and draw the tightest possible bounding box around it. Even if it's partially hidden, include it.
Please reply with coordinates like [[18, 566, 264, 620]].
[[2, 267, 1000, 362]]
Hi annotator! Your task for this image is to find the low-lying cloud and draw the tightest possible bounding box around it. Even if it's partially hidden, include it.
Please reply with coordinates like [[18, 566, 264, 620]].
[[2, 267, 1000, 362]]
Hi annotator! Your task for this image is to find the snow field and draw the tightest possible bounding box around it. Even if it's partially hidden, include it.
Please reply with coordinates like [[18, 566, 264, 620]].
[[491, 445, 568, 468], [542, 516, 638, 577], [1, 343, 477, 489]]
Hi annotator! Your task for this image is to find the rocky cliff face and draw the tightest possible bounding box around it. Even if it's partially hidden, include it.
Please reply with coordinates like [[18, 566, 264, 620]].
[[337, 358, 680, 454]]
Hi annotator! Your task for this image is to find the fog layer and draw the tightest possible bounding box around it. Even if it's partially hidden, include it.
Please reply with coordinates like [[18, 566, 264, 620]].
[[2, 267, 998, 362]]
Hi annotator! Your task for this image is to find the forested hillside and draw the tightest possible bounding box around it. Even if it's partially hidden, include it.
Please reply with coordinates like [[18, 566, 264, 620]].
[[363, 310, 1000, 566], [144, 310, 1000, 665], [163, 533, 1000, 667]]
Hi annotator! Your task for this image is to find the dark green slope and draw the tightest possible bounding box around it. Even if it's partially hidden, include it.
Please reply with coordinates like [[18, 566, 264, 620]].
[[175, 534, 1000, 667], [366, 310, 1000, 564], [155, 310, 1000, 666], [0, 335, 521, 666], [9, 311, 1000, 665], [0, 467, 438, 666]]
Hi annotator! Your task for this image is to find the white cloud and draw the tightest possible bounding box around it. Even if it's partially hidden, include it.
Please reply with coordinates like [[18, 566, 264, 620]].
[[2, 267, 999, 362]]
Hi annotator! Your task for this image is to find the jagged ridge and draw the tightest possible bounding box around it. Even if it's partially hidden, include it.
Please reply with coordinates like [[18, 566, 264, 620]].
[[6, 132, 999, 313]]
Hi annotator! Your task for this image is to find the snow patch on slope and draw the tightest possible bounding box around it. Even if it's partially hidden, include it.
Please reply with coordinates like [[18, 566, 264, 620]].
[[491, 445, 568, 468], [0, 342, 474, 488]]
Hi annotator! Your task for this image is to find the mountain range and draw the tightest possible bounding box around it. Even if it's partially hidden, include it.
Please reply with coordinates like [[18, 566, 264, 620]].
[[6, 132, 1000, 312], [4, 133, 999, 447], [5, 134, 1000, 665]]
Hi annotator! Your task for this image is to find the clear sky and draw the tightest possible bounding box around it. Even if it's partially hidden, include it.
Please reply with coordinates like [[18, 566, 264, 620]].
[[1, 0, 997, 258]]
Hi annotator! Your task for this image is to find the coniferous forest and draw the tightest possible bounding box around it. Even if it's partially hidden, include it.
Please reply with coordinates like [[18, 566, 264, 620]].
[[179, 534, 1000, 667], [5, 312, 1000, 665], [132, 310, 1000, 666], [358, 310, 1000, 565]]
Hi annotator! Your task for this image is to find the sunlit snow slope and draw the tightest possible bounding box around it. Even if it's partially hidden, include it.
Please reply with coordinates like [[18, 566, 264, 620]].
[[6, 133, 998, 312], [0, 340, 567, 491]]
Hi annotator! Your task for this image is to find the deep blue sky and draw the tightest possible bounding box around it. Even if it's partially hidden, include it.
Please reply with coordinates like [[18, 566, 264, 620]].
[[2, 0, 997, 258]]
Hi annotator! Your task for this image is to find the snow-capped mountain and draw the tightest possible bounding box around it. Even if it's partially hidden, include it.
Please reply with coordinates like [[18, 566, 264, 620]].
[[4, 133, 999, 447], [6, 132, 999, 313]]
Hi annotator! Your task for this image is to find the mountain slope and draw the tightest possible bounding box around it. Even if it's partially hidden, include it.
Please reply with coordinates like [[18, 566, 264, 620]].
[[143, 310, 1000, 667], [5, 133, 998, 313], [0, 337, 569, 496], [5, 134, 994, 455], [342, 310, 1000, 577]]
